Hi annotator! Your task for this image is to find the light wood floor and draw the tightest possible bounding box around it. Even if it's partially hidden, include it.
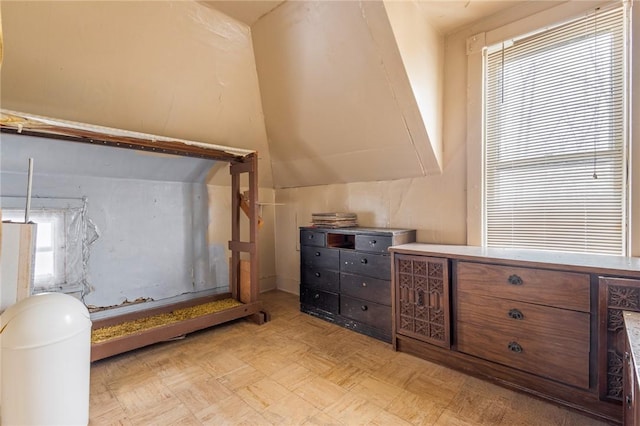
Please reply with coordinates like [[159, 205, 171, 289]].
[[89, 290, 609, 425]]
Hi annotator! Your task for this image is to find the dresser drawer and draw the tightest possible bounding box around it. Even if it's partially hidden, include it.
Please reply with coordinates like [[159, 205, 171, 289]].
[[355, 235, 393, 253], [300, 287, 338, 314], [456, 319, 590, 389], [300, 230, 326, 247], [301, 267, 339, 293], [457, 291, 590, 346], [340, 295, 391, 332], [301, 246, 339, 270], [456, 261, 590, 312], [341, 251, 390, 279], [340, 273, 390, 306]]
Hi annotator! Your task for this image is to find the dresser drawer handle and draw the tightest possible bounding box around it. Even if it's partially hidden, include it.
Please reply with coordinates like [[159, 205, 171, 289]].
[[627, 395, 633, 408], [314, 293, 320, 300], [507, 274, 523, 285], [507, 341, 523, 353], [315, 272, 321, 278], [369, 240, 377, 245], [315, 252, 321, 257], [508, 309, 524, 320], [362, 282, 367, 287], [361, 305, 368, 311], [416, 289, 425, 307], [361, 258, 368, 264]]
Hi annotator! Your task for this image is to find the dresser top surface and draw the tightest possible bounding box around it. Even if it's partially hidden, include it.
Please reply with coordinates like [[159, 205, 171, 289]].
[[300, 226, 415, 236], [390, 243, 640, 276]]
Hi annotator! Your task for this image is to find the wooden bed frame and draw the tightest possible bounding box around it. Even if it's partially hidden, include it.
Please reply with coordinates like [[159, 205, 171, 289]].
[[0, 110, 268, 362]]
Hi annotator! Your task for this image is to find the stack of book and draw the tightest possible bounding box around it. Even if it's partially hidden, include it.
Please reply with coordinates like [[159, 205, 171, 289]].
[[311, 212, 358, 228]]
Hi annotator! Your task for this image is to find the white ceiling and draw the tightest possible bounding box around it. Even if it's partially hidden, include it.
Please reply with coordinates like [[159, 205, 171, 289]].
[[201, 1, 284, 26], [205, 0, 524, 33], [415, 0, 523, 33]]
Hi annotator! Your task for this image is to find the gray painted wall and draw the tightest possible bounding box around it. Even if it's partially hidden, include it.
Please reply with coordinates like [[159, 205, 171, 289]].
[[1, 133, 228, 307]]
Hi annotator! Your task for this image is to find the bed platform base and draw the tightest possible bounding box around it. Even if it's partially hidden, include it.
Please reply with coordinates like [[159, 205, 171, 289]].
[[91, 293, 266, 362]]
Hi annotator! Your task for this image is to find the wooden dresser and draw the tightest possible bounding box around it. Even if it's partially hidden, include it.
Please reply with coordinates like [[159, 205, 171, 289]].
[[389, 244, 640, 424], [299, 227, 415, 342]]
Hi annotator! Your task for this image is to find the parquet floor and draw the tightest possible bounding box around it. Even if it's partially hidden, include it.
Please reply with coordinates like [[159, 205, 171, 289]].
[[89, 290, 608, 425]]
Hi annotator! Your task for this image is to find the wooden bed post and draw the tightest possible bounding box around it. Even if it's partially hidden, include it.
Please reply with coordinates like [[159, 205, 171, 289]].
[[248, 153, 259, 303], [229, 153, 264, 313], [230, 162, 241, 301]]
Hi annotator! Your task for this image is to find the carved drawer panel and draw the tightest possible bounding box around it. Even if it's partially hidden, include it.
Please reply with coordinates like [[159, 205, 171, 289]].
[[341, 251, 390, 279], [395, 254, 450, 348], [301, 267, 340, 293], [457, 261, 590, 312], [301, 246, 340, 271], [599, 277, 640, 402], [340, 273, 390, 306], [457, 319, 590, 389], [340, 295, 391, 333]]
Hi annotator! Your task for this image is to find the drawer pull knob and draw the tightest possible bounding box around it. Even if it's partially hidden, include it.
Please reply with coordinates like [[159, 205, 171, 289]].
[[309, 234, 314, 239], [507, 341, 523, 353], [370, 240, 377, 245], [362, 282, 367, 287], [508, 309, 524, 320], [627, 395, 633, 407], [361, 305, 368, 311], [507, 274, 523, 285], [361, 258, 368, 264], [416, 289, 425, 307], [315, 252, 321, 257], [314, 293, 320, 300], [315, 272, 321, 278]]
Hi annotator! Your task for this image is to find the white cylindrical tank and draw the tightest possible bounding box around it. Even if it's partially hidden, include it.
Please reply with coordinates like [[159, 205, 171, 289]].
[[1, 292, 92, 425]]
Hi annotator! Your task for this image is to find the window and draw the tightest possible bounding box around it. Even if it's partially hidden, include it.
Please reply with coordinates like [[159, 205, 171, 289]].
[[1, 199, 94, 295], [3, 210, 66, 288], [483, 5, 627, 255]]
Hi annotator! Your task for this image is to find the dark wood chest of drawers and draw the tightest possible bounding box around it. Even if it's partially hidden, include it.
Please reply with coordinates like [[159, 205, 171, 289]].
[[299, 227, 415, 342]]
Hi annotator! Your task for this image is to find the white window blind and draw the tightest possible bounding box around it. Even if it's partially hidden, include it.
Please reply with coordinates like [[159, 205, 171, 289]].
[[484, 6, 627, 255]]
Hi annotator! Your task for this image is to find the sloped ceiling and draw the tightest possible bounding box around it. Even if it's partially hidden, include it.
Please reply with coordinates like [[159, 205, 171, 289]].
[[252, 1, 443, 188], [201, 1, 284, 26], [211, 0, 527, 189], [0, 1, 273, 187]]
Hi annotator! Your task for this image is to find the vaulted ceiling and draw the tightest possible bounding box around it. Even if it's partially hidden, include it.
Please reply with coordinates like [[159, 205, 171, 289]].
[[204, 0, 525, 188], [1, 0, 529, 189], [206, 1, 522, 34]]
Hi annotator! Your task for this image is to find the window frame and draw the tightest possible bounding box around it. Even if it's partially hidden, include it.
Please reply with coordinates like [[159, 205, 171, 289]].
[[465, 0, 636, 255], [1, 196, 91, 295], [483, 6, 627, 255]]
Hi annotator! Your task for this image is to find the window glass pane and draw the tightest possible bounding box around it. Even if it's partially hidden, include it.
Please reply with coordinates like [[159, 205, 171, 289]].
[[35, 222, 53, 250], [35, 251, 54, 279]]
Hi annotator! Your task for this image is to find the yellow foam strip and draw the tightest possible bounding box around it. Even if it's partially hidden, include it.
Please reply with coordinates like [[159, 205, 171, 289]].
[[91, 298, 243, 344]]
